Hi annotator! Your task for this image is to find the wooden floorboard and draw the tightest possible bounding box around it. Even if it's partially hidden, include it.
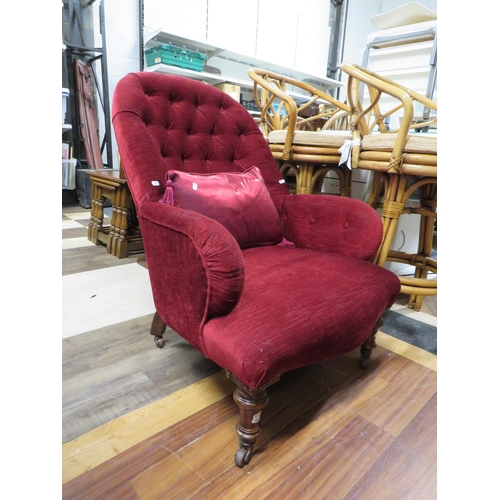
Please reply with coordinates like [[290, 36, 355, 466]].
[[63, 348, 436, 499], [344, 393, 437, 500], [62, 315, 220, 443]]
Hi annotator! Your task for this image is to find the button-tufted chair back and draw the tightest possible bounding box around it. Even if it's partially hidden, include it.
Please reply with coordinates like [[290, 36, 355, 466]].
[[112, 72, 290, 211]]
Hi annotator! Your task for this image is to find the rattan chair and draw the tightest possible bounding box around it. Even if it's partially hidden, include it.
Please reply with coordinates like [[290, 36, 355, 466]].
[[248, 68, 352, 196], [342, 62, 437, 311]]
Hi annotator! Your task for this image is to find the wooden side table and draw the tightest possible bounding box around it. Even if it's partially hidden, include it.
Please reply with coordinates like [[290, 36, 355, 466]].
[[87, 169, 143, 258]]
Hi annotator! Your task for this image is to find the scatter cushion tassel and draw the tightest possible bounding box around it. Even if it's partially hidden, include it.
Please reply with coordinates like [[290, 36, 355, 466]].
[[277, 237, 296, 248], [159, 171, 174, 205]]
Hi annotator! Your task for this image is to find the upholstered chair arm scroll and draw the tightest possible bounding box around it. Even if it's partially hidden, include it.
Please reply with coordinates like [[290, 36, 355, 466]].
[[281, 194, 383, 261], [138, 201, 245, 352]]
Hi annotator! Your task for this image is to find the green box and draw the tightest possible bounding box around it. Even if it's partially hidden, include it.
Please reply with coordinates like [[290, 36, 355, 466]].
[[145, 44, 206, 72]]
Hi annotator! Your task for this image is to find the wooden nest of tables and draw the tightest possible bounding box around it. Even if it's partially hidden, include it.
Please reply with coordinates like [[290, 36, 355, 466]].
[[86, 168, 143, 259]]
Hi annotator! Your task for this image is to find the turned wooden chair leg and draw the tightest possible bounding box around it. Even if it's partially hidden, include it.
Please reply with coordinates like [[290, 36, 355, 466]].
[[150, 311, 167, 348], [233, 387, 269, 467], [226, 370, 280, 467], [360, 316, 383, 369]]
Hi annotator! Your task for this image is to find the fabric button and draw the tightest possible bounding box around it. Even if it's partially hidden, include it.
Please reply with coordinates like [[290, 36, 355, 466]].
[[310, 218, 316, 224], [343, 221, 349, 228], [281, 214, 287, 221]]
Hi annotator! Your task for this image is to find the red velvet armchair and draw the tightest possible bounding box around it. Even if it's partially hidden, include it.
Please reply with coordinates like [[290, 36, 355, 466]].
[[112, 72, 401, 467]]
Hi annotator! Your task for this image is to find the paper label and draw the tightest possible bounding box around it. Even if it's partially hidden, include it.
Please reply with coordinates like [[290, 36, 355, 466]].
[[252, 411, 262, 424], [338, 139, 360, 170]]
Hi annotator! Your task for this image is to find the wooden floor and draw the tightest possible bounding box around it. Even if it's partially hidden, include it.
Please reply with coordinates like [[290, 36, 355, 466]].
[[62, 205, 437, 500]]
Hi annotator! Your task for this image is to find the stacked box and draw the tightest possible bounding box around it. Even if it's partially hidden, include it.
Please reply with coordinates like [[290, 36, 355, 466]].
[[145, 44, 206, 72], [214, 83, 241, 102]]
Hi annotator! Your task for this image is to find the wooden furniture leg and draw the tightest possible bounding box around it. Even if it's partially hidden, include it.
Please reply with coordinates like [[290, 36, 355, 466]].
[[150, 311, 167, 348], [226, 371, 280, 467], [116, 186, 133, 259], [360, 316, 383, 369], [88, 183, 104, 245]]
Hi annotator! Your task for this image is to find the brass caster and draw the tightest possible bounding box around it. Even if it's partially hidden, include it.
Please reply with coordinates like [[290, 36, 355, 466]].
[[235, 446, 252, 468], [154, 336, 165, 348]]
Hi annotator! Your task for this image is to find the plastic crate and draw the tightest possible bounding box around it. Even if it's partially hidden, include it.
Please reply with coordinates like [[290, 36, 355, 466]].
[[145, 44, 206, 72]]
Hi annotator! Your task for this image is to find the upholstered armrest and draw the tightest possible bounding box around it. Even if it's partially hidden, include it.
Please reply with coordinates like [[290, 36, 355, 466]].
[[138, 201, 245, 351], [281, 194, 383, 261]]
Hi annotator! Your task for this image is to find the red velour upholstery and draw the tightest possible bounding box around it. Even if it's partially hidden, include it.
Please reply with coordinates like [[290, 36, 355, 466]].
[[112, 72, 401, 390], [203, 246, 399, 388], [281, 194, 383, 260], [159, 167, 283, 248]]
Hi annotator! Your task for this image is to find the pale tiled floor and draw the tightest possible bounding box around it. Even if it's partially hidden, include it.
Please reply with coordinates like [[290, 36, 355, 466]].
[[62, 207, 154, 338], [62, 263, 155, 338]]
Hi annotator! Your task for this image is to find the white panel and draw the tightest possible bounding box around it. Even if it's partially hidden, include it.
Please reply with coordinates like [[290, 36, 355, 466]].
[[255, 0, 298, 69], [207, 0, 258, 57], [143, 0, 207, 43], [295, 0, 331, 76], [295, 21, 330, 76], [367, 41, 434, 72], [301, 0, 330, 20]]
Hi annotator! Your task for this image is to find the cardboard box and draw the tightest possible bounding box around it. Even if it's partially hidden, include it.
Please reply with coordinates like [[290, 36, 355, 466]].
[[214, 83, 241, 102]]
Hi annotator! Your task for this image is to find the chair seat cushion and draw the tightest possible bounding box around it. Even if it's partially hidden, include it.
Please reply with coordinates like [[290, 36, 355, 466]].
[[362, 132, 437, 154], [268, 129, 351, 147], [202, 246, 401, 389], [160, 166, 283, 248]]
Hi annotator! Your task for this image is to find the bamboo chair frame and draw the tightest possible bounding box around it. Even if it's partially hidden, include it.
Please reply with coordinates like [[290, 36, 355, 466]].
[[248, 68, 352, 196], [342, 62, 437, 311]]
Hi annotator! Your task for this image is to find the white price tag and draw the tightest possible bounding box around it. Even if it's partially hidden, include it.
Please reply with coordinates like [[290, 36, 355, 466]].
[[338, 139, 360, 170], [252, 411, 262, 424]]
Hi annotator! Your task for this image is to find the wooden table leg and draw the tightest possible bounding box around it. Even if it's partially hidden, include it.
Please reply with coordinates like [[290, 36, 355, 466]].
[[89, 184, 104, 245], [111, 183, 130, 259]]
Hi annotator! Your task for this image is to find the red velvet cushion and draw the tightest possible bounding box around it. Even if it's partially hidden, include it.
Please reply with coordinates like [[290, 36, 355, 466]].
[[159, 166, 283, 248], [202, 246, 401, 389]]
